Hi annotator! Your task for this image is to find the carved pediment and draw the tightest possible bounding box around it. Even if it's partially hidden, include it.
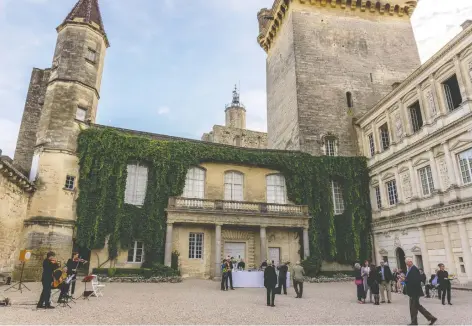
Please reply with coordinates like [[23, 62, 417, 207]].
[[398, 166, 409, 173], [434, 61, 455, 80], [371, 179, 379, 186], [413, 158, 430, 167], [459, 47, 472, 60], [382, 172, 395, 180], [450, 138, 472, 151], [402, 89, 418, 105], [411, 245, 422, 254], [379, 248, 388, 255]]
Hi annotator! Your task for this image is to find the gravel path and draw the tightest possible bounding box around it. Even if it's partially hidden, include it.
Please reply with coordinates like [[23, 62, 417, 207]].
[[1, 279, 471, 324]]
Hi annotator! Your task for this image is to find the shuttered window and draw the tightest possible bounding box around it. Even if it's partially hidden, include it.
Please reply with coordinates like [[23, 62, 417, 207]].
[[266, 174, 286, 204], [224, 171, 244, 201], [124, 163, 148, 206]]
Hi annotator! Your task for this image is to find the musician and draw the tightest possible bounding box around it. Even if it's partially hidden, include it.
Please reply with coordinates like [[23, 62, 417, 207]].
[[37, 251, 56, 309], [66, 252, 87, 296], [55, 266, 70, 303]]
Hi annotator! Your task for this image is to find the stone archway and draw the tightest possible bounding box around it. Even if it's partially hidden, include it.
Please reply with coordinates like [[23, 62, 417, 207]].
[[396, 247, 407, 272]]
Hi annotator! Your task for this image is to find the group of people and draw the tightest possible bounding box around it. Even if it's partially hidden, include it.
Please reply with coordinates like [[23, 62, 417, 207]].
[[37, 251, 87, 309], [263, 260, 305, 307], [355, 258, 440, 325]]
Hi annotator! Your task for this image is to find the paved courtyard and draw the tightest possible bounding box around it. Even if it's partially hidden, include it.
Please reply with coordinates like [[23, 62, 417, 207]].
[[1, 279, 472, 325]]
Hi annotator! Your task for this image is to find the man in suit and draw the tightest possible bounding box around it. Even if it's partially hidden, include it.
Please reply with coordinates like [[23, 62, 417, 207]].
[[405, 257, 437, 325], [37, 251, 56, 309], [264, 260, 277, 307], [277, 261, 289, 295], [291, 261, 305, 298], [377, 260, 393, 303]]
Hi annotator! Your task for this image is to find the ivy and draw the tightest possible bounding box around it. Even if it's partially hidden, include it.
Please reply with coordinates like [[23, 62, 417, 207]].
[[76, 128, 372, 265]]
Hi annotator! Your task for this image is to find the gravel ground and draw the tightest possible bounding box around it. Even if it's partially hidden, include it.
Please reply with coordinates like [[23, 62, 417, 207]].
[[1, 279, 471, 325]]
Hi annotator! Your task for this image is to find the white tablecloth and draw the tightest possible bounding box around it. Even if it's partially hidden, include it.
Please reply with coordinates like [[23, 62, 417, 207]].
[[232, 271, 291, 288]]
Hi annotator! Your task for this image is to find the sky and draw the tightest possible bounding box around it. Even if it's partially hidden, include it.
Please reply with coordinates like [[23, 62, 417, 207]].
[[1, 0, 472, 158]]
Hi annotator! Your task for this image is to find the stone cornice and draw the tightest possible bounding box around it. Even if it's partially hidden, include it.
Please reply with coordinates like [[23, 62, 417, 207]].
[[0, 156, 35, 193], [258, 0, 417, 53], [24, 216, 76, 227], [48, 78, 100, 100], [372, 200, 472, 232], [357, 21, 472, 126]]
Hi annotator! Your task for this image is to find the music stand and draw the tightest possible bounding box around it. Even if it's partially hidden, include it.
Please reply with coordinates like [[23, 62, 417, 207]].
[[4, 262, 30, 293], [77, 275, 94, 300]]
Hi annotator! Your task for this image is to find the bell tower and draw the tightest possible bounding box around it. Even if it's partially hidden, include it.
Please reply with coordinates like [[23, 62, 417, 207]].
[[225, 85, 246, 129], [19, 0, 109, 276]]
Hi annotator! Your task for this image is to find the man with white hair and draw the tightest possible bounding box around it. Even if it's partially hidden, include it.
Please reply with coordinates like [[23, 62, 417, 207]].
[[404, 257, 437, 325]]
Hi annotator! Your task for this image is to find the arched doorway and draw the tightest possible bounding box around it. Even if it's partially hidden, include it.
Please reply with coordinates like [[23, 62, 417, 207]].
[[396, 247, 407, 272]]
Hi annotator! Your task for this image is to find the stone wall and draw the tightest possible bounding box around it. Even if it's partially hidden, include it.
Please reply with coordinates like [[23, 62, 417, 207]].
[[13, 68, 51, 177], [202, 125, 268, 149], [0, 170, 31, 276]]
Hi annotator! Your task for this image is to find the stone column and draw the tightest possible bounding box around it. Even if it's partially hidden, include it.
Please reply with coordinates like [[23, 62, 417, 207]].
[[260, 226, 267, 262], [443, 141, 457, 187], [215, 224, 222, 277], [453, 55, 469, 101], [457, 220, 472, 281], [164, 223, 173, 267], [373, 233, 382, 265], [418, 226, 431, 276], [428, 149, 441, 192], [440, 222, 456, 274], [394, 166, 403, 204], [303, 228, 310, 259], [408, 160, 419, 199]]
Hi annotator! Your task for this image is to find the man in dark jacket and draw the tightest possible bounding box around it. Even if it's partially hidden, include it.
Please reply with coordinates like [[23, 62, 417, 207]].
[[405, 257, 437, 325], [264, 260, 277, 307], [37, 251, 56, 309], [376, 260, 393, 303], [277, 262, 289, 295]]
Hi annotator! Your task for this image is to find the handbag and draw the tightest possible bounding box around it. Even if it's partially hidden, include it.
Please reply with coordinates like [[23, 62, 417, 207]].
[[355, 279, 363, 286]]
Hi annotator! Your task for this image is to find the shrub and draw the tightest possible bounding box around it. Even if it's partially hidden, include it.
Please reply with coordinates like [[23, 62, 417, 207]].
[[171, 251, 180, 271], [107, 268, 117, 277], [301, 256, 322, 277], [150, 263, 180, 277]]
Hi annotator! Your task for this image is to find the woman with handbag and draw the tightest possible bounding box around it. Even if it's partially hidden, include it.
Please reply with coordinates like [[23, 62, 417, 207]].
[[354, 263, 365, 304]]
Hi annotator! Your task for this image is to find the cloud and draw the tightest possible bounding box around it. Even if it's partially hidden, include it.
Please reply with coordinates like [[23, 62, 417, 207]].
[[157, 106, 170, 115], [241, 89, 267, 132], [0, 119, 19, 158]]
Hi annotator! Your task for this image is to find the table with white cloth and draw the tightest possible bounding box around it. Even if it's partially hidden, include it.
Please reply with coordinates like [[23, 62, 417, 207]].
[[231, 271, 291, 288]]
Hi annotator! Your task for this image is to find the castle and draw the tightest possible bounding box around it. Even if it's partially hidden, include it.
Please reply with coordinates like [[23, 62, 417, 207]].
[[1, 0, 472, 283]]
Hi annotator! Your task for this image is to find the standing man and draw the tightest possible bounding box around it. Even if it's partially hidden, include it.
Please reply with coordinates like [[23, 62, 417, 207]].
[[227, 256, 235, 290], [377, 260, 393, 303], [277, 261, 289, 295], [292, 261, 305, 298], [264, 260, 277, 307], [37, 251, 56, 309], [66, 252, 87, 297], [437, 263, 452, 305], [220, 258, 229, 291], [405, 257, 437, 325]]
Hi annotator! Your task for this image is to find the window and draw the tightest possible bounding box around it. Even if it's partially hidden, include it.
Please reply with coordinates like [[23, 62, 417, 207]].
[[127, 241, 144, 263], [386, 180, 398, 206], [76, 107, 87, 121], [224, 171, 244, 201], [418, 166, 435, 196], [325, 138, 336, 156], [266, 174, 286, 204], [233, 136, 241, 147], [459, 257, 466, 273], [374, 186, 382, 209], [188, 233, 204, 259], [409, 101, 423, 133], [29, 153, 40, 182], [458, 148, 472, 184], [443, 74, 462, 111], [346, 92, 353, 108], [64, 175, 75, 190], [331, 181, 345, 215], [368, 134, 375, 157], [86, 48, 97, 63], [182, 167, 205, 199], [379, 123, 390, 151], [124, 163, 148, 206]]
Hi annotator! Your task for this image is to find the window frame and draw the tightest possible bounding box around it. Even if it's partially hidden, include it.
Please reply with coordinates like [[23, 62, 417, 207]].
[[64, 175, 76, 190], [325, 137, 337, 156], [86, 48, 97, 63], [379, 123, 390, 151], [124, 162, 149, 206], [75, 106, 87, 121], [127, 241, 144, 263], [182, 166, 206, 199], [374, 185, 382, 209], [418, 165, 435, 196], [331, 180, 345, 215], [188, 233, 204, 259], [368, 133, 375, 157], [266, 173, 287, 204], [457, 148, 472, 185], [442, 74, 463, 111], [385, 179, 398, 206], [224, 171, 244, 201], [408, 100, 423, 133]]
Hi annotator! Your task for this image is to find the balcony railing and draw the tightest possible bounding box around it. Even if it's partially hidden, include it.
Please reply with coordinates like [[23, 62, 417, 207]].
[[168, 197, 309, 216]]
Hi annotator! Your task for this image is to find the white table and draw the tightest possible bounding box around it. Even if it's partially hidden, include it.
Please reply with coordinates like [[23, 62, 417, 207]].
[[231, 271, 291, 288]]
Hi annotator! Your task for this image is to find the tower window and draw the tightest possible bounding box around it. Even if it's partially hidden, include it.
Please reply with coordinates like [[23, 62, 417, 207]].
[[325, 138, 337, 156], [386, 180, 398, 206], [443, 74, 462, 111], [76, 107, 87, 121], [368, 134, 375, 157], [409, 101, 423, 133], [86, 48, 97, 63], [379, 123, 390, 151], [64, 175, 76, 190], [346, 92, 353, 108]]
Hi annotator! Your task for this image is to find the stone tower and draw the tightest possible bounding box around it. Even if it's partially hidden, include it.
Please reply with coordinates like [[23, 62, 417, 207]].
[[257, 0, 421, 156], [17, 0, 109, 276], [225, 86, 246, 129]]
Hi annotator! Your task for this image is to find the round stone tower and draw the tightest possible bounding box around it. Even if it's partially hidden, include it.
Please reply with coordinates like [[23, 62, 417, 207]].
[[225, 86, 246, 129]]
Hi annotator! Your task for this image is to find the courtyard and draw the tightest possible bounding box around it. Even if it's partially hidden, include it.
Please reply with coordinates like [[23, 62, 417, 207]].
[[1, 279, 472, 325]]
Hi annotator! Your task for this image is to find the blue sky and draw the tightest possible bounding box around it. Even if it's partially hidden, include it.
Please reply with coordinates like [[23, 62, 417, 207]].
[[1, 0, 472, 157]]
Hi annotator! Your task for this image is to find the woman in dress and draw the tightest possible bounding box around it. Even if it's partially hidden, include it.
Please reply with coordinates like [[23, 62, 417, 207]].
[[361, 260, 371, 302], [354, 263, 365, 304]]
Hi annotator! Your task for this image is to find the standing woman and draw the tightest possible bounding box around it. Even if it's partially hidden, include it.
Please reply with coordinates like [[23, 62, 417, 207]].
[[354, 263, 365, 304], [368, 264, 380, 305], [361, 260, 371, 302]]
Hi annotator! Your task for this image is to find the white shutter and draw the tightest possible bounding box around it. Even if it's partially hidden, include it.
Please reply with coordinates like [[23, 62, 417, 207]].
[[135, 165, 148, 205], [124, 164, 137, 204], [29, 153, 40, 182]]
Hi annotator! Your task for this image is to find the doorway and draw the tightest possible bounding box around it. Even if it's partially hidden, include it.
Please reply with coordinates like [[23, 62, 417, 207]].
[[268, 247, 280, 266], [224, 242, 246, 261], [396, 247, 407, 272]]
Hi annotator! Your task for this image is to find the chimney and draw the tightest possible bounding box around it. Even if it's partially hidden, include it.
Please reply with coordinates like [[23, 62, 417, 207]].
[[391, 82, 401, 90], [461, 20, 472, 31]]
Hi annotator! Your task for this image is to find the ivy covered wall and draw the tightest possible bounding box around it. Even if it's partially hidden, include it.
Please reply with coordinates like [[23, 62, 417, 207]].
[[76, 128, 372, 265]]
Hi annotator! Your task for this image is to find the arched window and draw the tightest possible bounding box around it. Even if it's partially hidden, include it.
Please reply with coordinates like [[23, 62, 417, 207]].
[[125, 162, 148, 206], [224, 171, 244, 201], [346, 91, 353, 108], [266, 174, 287, 204], [182, 167, 205, 199]]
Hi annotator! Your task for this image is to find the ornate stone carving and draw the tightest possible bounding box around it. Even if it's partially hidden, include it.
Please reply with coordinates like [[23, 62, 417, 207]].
[[394, 235, 401, 248], [468, 61, 472, 83], [222, 230, 251, 240], [437, 157, 450, 189], [394, 112, 403, 140], [426, 89, 437, 117], [401, 171, 412, 200], [379, 248, 388, 255], [411, 245, 422, 254], [268, 233, 276, 243], [401, 229, 408, 236]]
